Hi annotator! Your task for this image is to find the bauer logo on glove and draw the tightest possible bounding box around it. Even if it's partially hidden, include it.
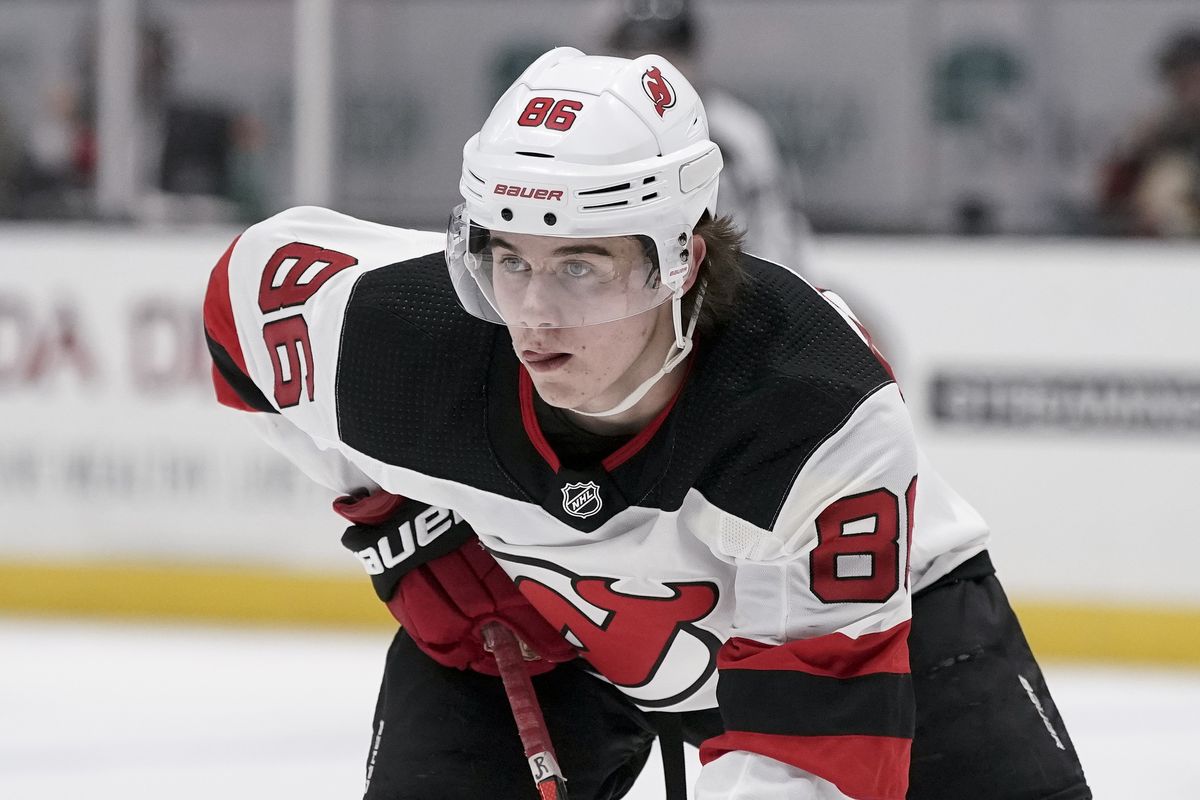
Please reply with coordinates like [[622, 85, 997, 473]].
[[335, 490, 474, 603], [349, 505, 465, 575]]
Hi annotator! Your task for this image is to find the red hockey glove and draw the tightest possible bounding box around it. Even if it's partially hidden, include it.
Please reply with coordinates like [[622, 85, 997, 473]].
[[388, 537, 577, 676], [335, 491, 576, 676]]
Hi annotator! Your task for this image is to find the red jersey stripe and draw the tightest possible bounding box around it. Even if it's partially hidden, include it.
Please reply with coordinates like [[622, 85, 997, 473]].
[[719, 620, 911, 679], [700, 730, 911, 800], [203, 236, 245, 371], [203, 236, 254, 411], [209, 363, 258, 412], [519, 367, 562, 473]]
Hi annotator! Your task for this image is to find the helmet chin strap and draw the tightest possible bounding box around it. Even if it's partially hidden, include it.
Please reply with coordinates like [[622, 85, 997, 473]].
[[571, 280, 706, 419]]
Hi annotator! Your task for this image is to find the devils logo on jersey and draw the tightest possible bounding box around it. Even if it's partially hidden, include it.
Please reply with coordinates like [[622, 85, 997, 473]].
[[508, 557, 722, 708], [641, 66, 676, 118]]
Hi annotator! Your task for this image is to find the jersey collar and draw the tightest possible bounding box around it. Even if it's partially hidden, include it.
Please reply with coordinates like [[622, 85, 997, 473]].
[[517, 357, 693, 474]]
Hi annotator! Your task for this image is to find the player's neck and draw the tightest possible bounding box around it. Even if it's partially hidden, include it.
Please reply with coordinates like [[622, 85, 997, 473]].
[[561, 353, 689, 436]]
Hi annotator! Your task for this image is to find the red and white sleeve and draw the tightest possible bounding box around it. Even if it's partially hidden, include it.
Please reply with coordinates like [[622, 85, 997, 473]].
[[697, 383, 918, 800]]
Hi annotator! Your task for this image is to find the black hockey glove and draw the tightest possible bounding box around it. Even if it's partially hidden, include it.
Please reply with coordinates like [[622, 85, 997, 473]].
[[334, 490, 473, 602]]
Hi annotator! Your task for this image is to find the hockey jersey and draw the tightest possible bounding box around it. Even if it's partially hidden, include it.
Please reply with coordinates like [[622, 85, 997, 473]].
[[203, 206, 989, 800]]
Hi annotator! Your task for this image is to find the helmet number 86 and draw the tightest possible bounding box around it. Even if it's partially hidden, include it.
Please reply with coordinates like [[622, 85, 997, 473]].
[[517, 97, 584, 131]]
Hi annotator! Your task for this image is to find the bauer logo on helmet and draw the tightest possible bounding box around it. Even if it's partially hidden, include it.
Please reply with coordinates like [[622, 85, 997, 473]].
[[492, 183, 565, 202]]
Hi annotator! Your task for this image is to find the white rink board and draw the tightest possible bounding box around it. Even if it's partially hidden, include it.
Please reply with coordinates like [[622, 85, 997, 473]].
[[0, 224, 345, 571], [1, 224, 1197, 605]]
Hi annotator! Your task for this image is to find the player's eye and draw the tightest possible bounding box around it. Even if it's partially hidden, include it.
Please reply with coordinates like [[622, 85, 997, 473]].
[[496, 255, 529, 273], [562, 260, 593, 278]]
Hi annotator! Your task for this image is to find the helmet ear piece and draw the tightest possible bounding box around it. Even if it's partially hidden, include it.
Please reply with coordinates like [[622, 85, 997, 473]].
[[468, 224, 490, 255], [635, 234, 662, 290]]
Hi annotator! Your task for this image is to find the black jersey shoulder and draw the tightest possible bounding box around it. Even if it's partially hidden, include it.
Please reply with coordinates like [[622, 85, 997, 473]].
[[671, 254, 894, 530], [334, 251, 518, 497]]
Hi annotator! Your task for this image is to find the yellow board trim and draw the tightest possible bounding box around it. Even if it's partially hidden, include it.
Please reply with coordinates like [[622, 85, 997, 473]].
[[0, 560, 391, 628], [1, 561, 1198, 664], [1013, 600, 1200, 666]]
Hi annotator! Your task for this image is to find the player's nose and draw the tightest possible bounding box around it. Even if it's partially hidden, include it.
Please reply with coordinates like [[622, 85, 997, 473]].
[[514, 273, 565, 328]]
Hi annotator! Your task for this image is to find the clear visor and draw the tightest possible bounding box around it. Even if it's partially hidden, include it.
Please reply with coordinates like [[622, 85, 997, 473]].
[[446, 203, 674, 328]]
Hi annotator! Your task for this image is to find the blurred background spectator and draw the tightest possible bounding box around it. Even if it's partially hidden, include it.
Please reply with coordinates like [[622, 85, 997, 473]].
[[4, 2, 266, 223], [1099, 28, 1200, 237], [0, 105, 20, 217], [598, 0, 808, 266]]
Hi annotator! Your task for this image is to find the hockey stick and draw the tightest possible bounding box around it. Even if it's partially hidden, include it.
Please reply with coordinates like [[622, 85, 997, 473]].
[[482, 621, 570, 800]]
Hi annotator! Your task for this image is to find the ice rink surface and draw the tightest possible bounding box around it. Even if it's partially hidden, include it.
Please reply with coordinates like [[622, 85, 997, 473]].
[[3, 617, 1197, 799]]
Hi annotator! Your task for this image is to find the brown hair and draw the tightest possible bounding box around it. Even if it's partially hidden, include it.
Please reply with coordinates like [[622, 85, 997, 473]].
[[685, 212, 747, 336]]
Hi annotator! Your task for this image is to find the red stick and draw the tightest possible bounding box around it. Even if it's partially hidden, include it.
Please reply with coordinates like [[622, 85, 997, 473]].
[[482, 621, 569, 800]]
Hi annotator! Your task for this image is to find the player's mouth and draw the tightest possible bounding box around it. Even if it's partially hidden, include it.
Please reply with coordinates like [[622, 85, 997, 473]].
[[521, 350, 572, 373]]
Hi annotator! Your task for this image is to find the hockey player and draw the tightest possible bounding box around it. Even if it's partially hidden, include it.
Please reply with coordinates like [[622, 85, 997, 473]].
[[203, 48, 1089, 800]]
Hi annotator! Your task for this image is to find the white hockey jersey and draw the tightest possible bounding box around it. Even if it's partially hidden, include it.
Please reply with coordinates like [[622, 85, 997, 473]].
[[203, 206, 989, 800]]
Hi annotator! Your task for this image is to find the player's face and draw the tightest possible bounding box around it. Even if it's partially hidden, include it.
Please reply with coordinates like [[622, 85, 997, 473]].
[[487, 232, 662, 328], [495, 233, 676, 413]]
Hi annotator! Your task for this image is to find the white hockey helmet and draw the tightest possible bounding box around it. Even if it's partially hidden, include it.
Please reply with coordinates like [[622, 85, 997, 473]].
[[447, 46, 722, 329]]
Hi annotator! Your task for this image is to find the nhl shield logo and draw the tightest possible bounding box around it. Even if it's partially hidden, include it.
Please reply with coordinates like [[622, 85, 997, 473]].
[[561, 481, 603, 519]]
